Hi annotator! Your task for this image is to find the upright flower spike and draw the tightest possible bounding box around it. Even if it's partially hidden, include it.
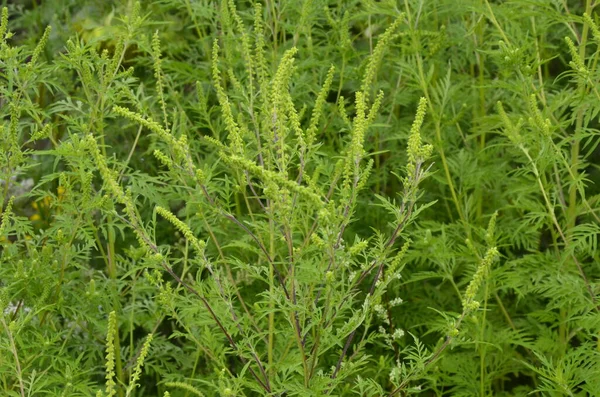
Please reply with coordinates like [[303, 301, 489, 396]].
[[485, 211, 498, 246], [0, 196, 14, 236], [6, 103, 24, 166], [151, 31, 169, 128], [270, 47, 299, 111], [211, 39, 243, 154], [565, 36, 589, 78], [86, 134, 148, 248], [527, 95, 552, 137], [27, 25, 51, 69], [129, 1, 142, 29], [285, 93, 305, 148], [341, 91, 368, 194], [0, 7, 8, 43], [323, 9, 352, 55], [126, 333, 153, 395], [367, 90, 385, 124], [253, 2, 268, 91], [462, 247, 499, 313], [405, 97, 433, 185], [228, 0, 253, 80], [153, 149, 173, 169], [104, 311, 118, 397], [267, 46, 299, 170], [583, 13, 600, 45], [103, 36, 124, 87], [340, 11, 351, 50], [360, 16, 403, 95], [337, 95, 351, 126], [306, 65, 335, 147], [355, 158, 374, 193]]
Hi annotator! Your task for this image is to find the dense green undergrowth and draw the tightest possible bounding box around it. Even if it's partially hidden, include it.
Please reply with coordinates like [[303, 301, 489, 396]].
[[1, 0, 599, 396]]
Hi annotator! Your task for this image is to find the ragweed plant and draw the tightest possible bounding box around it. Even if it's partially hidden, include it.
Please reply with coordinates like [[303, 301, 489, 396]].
[[1, 0, 600, 396], [102, 6, 436, 392]]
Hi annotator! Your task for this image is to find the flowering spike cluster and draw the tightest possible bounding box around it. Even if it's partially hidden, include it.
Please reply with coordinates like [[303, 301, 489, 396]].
[[405, 97, 433, 184], [367, 90, 384, 124], [337, 96, 351, 126], [389, 240, 411, 276], [361, 16, 403, 94], [462, 247, 499, 313], [226, 68, 243, 94], [465, 238, 478, 257], [30, 124, 51, 141], [104, 36, 125, 86], [7, 103, 23, 165], [584, 13, 600, 45], [113, 106, 186, 165], [340, 92, 368, 196], [228, 0, 254, 83], [86, 135, 147, 249], [527, 95, 552, 137], [145, 268, 175, 310], [307, 65, 335, 147], [114, 106, 207, 193], [151, 31, 169, 128], [114, 106, 167, 140], [0, 196, 15, 238], [155, 206, 207, 256], [565, 37, 588, 78], [286, 94, 305, 148], [27, 25, 51, 70], [349, 238, 369, 256], [324, 8, 351, 52], [212, 40, 243, 154], [104, 311, 118, 397], [128, 1, 142, 31], [271, 46, 299, 106], [269, 47, 299, 170], [153, 149, 173, 169], [80, 54, 96, 92], [221, 154, 322, 205], [81, 171, 94, 207], [356, 158, 374, 193], [0, 7, 9, 43], [253, 3, 268, 91], [485, 211, 498, 246], [126, 333, 153, 394]]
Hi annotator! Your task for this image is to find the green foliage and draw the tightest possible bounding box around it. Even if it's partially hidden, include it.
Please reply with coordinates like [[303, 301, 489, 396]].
[[1, 0, 600, 396]]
